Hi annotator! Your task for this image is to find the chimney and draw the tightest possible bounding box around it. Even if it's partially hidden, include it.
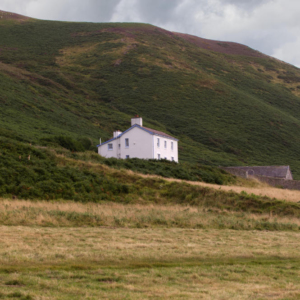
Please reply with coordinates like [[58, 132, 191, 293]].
[[113, 130, 122, 138], [131, 115, 143, 127]]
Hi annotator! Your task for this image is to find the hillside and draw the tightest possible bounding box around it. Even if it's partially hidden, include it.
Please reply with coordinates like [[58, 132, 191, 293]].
[[1, 11, 300, 177]]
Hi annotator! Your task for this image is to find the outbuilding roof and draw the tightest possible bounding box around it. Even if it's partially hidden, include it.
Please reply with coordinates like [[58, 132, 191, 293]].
[[97, 124, 178, 147]]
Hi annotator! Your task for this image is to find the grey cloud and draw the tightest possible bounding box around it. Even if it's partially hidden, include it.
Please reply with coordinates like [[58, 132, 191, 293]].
[[134, 0, 182, 24], [0, 0, 29, 14], [60, 0, 122, 22], [0, 0, 121, 22], [220, 0, 272, 10]]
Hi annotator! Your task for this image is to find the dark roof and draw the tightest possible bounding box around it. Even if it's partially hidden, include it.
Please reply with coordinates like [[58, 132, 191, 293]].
[[223, 166, 292, 179], [97, 124, 178, 147]]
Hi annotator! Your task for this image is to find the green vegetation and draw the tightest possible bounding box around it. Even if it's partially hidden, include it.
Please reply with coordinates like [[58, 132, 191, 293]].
[[2, 137, 300, 221], [0, 136, 234, 201], [74, 153, 234, 184], [0, 137, 131, 201], [1, 17, 300, 177]]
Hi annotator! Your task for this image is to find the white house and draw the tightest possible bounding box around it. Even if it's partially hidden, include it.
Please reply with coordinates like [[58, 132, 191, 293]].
[[97, 117, 179, 162]]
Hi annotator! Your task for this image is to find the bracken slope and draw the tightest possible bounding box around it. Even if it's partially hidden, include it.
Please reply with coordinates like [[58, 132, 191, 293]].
[[1, 10, 300, 177]]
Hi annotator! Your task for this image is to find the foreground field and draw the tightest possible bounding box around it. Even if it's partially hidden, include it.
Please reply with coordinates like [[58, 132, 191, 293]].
[[1, 225, 300, 299], [1, 199, 300, 299]]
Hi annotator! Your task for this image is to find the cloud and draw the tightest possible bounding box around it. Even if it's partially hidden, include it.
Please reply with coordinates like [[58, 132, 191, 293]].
[[0, 0, 300, 67], [0, 0, 121, 22], [110, 0, 142, 23], [220, 0, 271, 11], [0, 0, 29, 15], [272, 38, 300, 68]]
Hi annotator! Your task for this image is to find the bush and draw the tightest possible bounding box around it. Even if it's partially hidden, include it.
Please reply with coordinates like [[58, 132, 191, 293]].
[[40, 135, 85, 152], [54, 136, 85, 152], [100, 157, 234, 184], [0, 137, 131, 201]]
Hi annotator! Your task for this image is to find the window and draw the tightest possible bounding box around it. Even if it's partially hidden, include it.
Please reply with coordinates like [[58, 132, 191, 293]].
[[164, 141, 167, 148], [125, 138, 129, 148], [171, 157, 174, 161], [171, 142, 173, 150], [118, 144, 121, 149], [158, 154, 161, 160], [108, 143, 113, 150], [126, 155, 130, 159], [157, 138, 160, 147]]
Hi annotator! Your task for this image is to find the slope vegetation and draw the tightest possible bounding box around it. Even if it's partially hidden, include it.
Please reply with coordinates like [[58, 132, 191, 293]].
[[1, 11, 300, 176]]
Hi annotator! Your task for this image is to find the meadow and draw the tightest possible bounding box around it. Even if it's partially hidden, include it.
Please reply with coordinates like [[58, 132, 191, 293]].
[[1, 201, 300, 299]]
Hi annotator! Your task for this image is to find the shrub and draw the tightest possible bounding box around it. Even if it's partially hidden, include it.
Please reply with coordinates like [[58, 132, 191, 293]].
[[53, 136, 85, 152]]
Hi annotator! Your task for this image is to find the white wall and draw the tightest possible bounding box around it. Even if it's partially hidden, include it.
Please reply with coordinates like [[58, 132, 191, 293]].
[[153, 136, 178, 162], [98, 138, 118, 158], [119, 127, 153, 159]]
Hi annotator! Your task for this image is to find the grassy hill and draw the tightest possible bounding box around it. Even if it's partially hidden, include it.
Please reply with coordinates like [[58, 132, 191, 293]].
[[1, 11, 300, 177], [2, 11, 300, 299]]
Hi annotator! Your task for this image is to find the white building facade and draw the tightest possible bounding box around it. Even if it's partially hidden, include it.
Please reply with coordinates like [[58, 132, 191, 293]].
[[97, 117, 178, 162]]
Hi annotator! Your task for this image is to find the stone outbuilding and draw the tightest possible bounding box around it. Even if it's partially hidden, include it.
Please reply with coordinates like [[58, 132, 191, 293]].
[[221, 166, 293, 180]]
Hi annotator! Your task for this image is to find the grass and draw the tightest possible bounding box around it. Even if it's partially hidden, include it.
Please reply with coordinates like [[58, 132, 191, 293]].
[[1, 225, 300, 299]]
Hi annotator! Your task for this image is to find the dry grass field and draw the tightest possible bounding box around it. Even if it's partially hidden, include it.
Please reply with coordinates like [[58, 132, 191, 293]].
[[0, 225, 300, 299], [1, 198, 300, 299], [0, 199, 300, 230]]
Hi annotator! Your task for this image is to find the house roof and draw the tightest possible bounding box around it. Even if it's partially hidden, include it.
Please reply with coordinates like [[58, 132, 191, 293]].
[[223, 166, 292, 179], [97, 124, 178, 147], [142, 126, 175, 139]]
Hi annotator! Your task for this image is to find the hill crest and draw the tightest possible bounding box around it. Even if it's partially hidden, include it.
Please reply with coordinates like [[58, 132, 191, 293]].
[[173, 32, 266, 58], [0, 10, 30, 21]]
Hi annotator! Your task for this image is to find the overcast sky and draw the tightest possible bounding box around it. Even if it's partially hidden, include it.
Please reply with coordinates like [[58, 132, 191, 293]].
[[1, 0, 300, 67]]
